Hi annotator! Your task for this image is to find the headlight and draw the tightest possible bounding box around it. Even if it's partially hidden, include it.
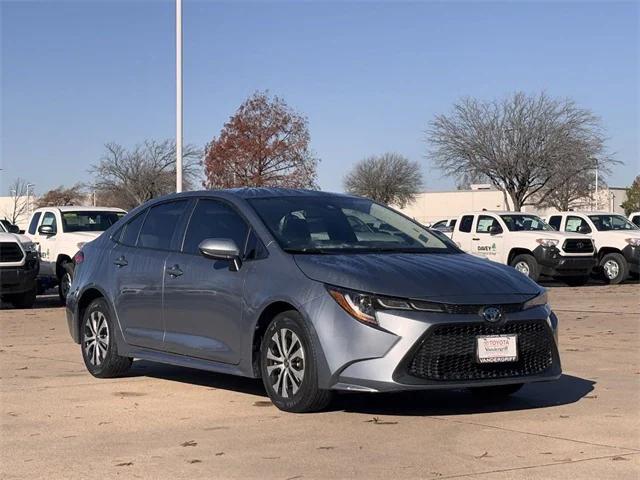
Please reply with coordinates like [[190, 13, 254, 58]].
[[536, 239, 559, 248], [523, 291, 548, 310], [625, 238, 640, 247], [23, 242, 38, 253], [77, 242, 86, 249], [326, 287, 411, 327]]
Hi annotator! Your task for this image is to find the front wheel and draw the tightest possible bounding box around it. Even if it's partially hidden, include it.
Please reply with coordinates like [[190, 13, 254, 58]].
[[58, 262, 74, 303], [599, 253, 627, 285], [81, 298, 132, 378], [260, 311, 332, 413], [509, 254, 539, 281]]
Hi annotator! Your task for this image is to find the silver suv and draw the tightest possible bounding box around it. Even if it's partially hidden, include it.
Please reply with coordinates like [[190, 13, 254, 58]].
[[66, 189, 561, 412]]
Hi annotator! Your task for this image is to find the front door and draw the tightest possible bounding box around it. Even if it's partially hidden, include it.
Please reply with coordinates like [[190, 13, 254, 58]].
[[473, 215, 504, 263], [35, 211, 58, 276], [162, 198, 249, 364]]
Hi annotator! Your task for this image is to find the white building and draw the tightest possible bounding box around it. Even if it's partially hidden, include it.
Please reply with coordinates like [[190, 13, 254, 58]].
[[0, 195, 37, 230], [399, 185, 629, 224]]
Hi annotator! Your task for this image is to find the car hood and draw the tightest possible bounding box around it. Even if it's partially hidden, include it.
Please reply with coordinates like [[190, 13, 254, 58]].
[[293, 252, 541, 304]]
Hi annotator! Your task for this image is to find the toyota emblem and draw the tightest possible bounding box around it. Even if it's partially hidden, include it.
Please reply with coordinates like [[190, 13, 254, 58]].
[[481, 306, 502, 323]]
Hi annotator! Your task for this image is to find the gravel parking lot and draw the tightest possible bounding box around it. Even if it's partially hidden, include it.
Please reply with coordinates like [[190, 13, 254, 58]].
[[1, 283, 639, 479]]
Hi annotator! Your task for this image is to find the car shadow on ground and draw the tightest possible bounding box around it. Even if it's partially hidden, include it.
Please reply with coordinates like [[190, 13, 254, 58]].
[[127, 361, 594, 416]]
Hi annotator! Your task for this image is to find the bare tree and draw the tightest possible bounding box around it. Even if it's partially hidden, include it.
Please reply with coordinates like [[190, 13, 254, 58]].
[[426, 92, 612, 211], [36, 184, 86, 207], [204, 91, 319, 189], [91, 140, 202, 210], [344, 153, 423, 207], [3, 178, 30, 225]]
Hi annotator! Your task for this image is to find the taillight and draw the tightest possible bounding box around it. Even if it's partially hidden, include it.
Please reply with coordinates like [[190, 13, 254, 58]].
[[73, 251, 84, 265]]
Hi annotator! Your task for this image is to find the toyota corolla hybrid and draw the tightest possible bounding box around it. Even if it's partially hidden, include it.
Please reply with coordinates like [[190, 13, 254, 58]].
[[66, 189, 561, 412]]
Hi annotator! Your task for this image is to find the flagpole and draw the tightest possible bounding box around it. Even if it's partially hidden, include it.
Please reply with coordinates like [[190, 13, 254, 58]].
[[176, 0, 183, 193]]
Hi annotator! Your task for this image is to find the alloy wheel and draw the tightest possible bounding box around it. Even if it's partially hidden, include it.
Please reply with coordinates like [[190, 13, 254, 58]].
[[603, 260, 620, 280], [515, 261, 530, 276], [266, 328, 305, 398], [84, 311, 109, 366]]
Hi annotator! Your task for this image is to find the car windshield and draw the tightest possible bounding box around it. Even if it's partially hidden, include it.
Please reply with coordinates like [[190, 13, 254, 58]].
[[588, 214, 638, 231], [61, 211, 125, 233], [248, 196, 460, 254], [500, 214, 552, 232]]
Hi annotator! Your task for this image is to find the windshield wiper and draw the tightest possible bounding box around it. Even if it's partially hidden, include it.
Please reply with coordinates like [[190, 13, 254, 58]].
[[283, 247, 333, 254]]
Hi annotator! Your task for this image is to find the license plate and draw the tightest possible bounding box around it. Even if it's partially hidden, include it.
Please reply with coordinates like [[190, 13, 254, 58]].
[[476, 335, 518, 363]]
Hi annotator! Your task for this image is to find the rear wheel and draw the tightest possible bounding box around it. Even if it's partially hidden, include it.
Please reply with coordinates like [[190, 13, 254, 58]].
[[260, 311, 332, 413], [471, 383, 523, 399], [81, 298, 132, 378], [599, 253, 627, 284], [509, 254, 539, 281]]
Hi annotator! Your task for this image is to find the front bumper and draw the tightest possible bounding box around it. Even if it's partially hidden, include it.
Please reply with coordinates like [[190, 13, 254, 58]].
[[622, 245, 640, 274], [0, 254, 39, 295], [306, 296, 561, 393], [533, 246, 596, 277]]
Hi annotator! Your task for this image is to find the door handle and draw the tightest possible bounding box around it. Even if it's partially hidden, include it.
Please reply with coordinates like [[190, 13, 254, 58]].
[[472, 237, 480, 241], [166, 265, 183, 277], [113, 256, 128, 267]]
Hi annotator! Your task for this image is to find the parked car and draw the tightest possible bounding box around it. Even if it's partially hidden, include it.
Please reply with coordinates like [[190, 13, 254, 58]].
[[67, 189, 561, 412], [25, 206, 126, 301], [449, 211, 596, 285], [547, 212, 640, 284], [0, 228, 40, 308], [629, 212, 640, 228]]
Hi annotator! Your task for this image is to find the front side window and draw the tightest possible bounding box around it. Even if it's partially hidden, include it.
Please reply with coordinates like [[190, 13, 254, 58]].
[[500, 214, 552, 232], [458, 215, 474, 233], [61, 211, 124, 233], [138, 200, 188, 250], [476, 215, 501, 234], [566, 216, 591, 233], [41, 212, 57, 233], [248, 196, 459, 254], [588, 214, 638, 231], [28, 212, 42, 234], [182, 199, 250, 255]]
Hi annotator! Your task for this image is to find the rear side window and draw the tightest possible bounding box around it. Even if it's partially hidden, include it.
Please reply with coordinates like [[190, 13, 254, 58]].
[[458, 215, 474, 233], [182, 199, 250, 255], [548, 216, 561, 230], [138, 200, 189, 250], [633, 216, 640, 228], [119, 211, 147, 246], [28, 212, 42, 234]]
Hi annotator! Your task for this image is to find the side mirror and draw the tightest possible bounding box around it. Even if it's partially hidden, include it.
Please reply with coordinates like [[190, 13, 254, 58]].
[[198, 238, 242, 271], [8, 224, 20, 234], [38, 225, 56, 236], [489, 225, 502, 235]]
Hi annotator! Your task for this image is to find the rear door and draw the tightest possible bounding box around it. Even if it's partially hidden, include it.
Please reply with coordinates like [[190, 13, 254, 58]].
[[453, 215, 475, 252], [110, 200, 189, 351], [162, 198, 251, 364]]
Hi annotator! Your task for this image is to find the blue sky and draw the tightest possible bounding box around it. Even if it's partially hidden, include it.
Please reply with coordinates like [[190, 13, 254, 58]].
[[1, 0, 638, 196]]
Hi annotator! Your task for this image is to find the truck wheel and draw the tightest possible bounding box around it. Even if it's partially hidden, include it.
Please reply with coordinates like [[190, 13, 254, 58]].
[[509, 254, 539, 281], [599, 253, 627, 284], [8, 287, 36, 309], [58, 262, 74, 303]]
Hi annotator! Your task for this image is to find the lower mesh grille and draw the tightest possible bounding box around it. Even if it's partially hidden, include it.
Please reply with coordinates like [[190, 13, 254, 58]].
[[407, 320, 553, 381]]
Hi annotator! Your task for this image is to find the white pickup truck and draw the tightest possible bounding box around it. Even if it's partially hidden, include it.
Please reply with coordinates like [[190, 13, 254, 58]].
[[546, 212, 640, 284], [25, 206, 125, 301], [449, 211, 597, 285], [0, 223, 40, 308]]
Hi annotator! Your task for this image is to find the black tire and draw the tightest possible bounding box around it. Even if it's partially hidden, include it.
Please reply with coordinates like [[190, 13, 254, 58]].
[[470, 383, 523, 399], [509, 254, 539, 281], [260, 311, 332, 413], [563, 276, 590, 287], [58, 261, 74, 303], [81, 298, 132, 378], [599, 252, 627, 285], [8, 287, 36, 309]]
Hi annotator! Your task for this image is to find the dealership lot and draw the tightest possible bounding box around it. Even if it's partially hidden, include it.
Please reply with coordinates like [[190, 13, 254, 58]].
[[1, 284, 639, 479]]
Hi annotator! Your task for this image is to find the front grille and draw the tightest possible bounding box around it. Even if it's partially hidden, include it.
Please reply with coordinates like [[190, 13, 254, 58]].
[[563, 239, 594, 254], [407, 320, 553, 381], [0, 242, 24, 263]]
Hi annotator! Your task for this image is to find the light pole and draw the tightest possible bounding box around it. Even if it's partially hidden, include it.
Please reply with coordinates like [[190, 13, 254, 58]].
[[26, 183, 34, 214], [175, 0, 183, 193], [593, 159, 598, 211]]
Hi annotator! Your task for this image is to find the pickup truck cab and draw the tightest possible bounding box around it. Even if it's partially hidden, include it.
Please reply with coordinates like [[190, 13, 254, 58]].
[[547, 212, 640, 284], [0, 224, 40, 308], [450, 211, 596, 285], [25, 206, 125, 301], [630, 212, 640, 228]]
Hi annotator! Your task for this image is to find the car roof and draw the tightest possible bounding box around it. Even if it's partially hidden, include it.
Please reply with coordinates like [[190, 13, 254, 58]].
[[34, 206, 126, 213], [554, 211, 621, 215], [144, 188, 360, 204], [463, 211, 541, 216]]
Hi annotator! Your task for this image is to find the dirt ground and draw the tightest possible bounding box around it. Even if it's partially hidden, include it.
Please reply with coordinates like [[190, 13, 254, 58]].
[[1, 283, 639, 479]]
